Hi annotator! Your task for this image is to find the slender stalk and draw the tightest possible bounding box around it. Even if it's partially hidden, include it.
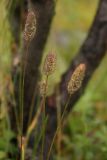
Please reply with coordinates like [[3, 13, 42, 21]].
[[47, 95, 71, 160], [40, 75, 49, 160], [32, 116, 48, 160], [21, 141, 25, 160], [21, 43, 29, 132], [56, 88, 62, 158], [25, 99, 44, 152], [27, 85, 38, 130], [43, 75, 48, 114], [20, 42, 29, 159], [13, 102, 20, 134], [11, 76, 20, 133], [19, 58, 23, 159]]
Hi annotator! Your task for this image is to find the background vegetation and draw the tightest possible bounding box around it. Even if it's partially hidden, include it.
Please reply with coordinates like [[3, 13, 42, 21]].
[[1, 0, 107, 159]]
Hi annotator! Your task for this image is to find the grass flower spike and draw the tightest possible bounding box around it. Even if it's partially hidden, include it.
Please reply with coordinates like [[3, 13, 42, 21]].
[[43, 52, 56, 76], [39, 80, 47, 97], [67, 63, 86, 95], [23, 9, 36, 43]]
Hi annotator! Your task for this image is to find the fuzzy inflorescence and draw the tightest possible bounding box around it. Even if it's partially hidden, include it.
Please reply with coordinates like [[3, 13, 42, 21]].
[[43, 52, 57, 76], [39, 80, 47, 97], [23, 9, 36, 43], [67, 64, 86, 95]]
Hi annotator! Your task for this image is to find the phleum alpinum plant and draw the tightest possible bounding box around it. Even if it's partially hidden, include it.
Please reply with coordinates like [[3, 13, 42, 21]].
[[11, 5, 86, 160]]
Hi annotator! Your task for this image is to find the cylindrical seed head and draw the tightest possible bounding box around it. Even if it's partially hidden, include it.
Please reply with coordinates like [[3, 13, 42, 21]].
[[67, 64, 86, 95], [23, 9, 36, 43], [43, 52, 57, 76]]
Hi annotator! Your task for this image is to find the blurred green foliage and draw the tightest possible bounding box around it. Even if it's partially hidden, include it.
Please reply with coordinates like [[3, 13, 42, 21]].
[[1, 0, 107, 159], [0, 0, 14, 159]]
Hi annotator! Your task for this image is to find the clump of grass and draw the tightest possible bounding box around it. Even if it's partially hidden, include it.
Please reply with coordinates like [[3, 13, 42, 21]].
[[1, 2, 87, 159], [15, 19, 86, 158]]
